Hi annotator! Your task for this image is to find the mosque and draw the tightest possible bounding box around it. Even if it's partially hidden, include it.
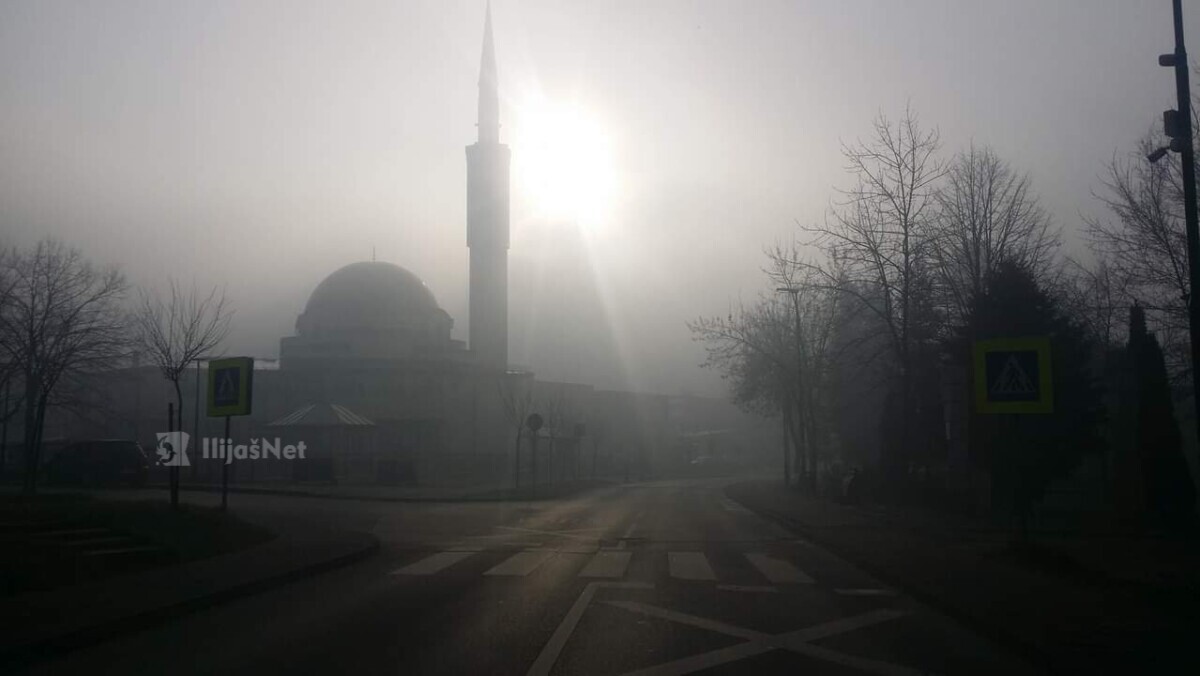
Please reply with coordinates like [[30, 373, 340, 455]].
[[29, 7, 768, 487]]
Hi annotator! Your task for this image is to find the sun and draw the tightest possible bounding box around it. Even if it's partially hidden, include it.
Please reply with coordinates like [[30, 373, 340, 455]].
[[512, 97, 617, 228]]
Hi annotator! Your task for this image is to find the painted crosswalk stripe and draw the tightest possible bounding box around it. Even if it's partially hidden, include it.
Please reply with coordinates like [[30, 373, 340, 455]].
[[745, 553, 814, 584], [485, 549, 555, 576], [668, 552, 717, 581], [720, 499, 751, 514], [579, 550, 632, 578], [835, 588, 897, 596], [390, 551, 475, 576]]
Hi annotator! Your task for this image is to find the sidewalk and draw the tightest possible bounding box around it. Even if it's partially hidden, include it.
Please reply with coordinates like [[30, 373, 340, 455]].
[[726, 480, 1200, 675], [0, 510, 379, 669]]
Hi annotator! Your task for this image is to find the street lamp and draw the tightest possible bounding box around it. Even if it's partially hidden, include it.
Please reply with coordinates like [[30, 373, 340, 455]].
[[776, 287, 806, 490], [1155, 0, 1200, 456]]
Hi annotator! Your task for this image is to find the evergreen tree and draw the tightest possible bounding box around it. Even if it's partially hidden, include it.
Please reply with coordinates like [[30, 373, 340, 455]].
[[1126, 304, 1196, 531], [963, 261, 1105, 532]]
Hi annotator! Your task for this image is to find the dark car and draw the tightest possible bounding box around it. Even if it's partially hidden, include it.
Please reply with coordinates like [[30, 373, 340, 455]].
[[44, 440, 150, 487]]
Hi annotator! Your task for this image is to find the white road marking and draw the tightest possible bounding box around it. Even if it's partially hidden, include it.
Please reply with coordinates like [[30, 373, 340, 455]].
[[605, 603, 917, 676], [835, 588, 898, 596], [719, 498, 751, 514], [495, 525, 603, 542], [579, 551, 632, 578], [525, 581, 653, 676], [745, 552, 814, 584], [604, 600, 762, 640], [390, 551, 475, 576], [614, 510, 643, 550], [667, 552, 716, 581], [484, 549, 555, 576], [715, 584, 778, 593]]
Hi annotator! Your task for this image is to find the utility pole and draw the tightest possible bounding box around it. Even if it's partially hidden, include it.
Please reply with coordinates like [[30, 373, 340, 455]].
[[777, 286, 805, 490], [1152, 0, 1200, 454]]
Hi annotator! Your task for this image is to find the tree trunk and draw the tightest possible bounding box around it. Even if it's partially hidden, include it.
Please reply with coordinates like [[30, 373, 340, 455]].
[[21, 375, 39, 496]]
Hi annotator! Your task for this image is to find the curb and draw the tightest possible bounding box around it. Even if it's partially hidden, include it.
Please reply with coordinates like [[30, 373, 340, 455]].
[[1, 531, 380, 670], [724, 482, 1059, 675], [153, 481, 616, 504]]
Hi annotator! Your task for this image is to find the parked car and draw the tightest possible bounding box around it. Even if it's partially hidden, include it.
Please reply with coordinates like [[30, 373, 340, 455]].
[[44, 440, 150, 487]]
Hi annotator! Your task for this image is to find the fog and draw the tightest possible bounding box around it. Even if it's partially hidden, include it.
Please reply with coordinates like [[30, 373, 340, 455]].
[[0, 0, 1191, 396]]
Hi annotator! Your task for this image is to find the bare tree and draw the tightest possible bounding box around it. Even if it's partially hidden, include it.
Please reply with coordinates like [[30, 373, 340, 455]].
[[0, 239, 128, 494], [1086, 132, 1194, 374], [802, 107, 945, 479], [764, 243, 841, 489], [589, 420, 606, 479], [1058, 257, 1130, 351], [933, 145, 1060, 325], [0, 246, 19, 478], [545, 386, 576, 483], [690, 293, 798, 484], [135, 279, 231, 507], [136, 280, 232, 431], [498, 372, 535, 489]]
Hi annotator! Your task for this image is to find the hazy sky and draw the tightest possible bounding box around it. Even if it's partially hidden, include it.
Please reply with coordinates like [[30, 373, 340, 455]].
[[0, 1, 1194, 396]]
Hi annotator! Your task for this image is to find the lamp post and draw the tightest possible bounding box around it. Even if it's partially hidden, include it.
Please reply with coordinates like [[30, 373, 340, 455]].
[[1151, 0, 1200, 456], [777, 286, 806, 490]]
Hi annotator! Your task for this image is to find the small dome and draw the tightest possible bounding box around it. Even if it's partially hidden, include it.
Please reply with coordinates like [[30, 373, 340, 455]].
[[297, 261, 441, 336]]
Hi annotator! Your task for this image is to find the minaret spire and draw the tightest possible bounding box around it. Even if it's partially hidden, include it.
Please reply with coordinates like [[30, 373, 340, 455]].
[[466, 1, 510, 370], [478, 2, 499, 144]]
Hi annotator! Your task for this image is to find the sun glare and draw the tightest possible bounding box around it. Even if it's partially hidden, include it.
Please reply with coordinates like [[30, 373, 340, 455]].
[[513, 98, 617, 228]]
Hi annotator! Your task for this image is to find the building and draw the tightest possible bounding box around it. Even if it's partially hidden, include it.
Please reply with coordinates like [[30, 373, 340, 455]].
[[9, 7, 770, 487]]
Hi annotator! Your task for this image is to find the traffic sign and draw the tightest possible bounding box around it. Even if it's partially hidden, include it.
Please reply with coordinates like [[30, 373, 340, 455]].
[[973, 337, 1052, 414], [207, 357, 254, 417], [526, 413, 544, 432]]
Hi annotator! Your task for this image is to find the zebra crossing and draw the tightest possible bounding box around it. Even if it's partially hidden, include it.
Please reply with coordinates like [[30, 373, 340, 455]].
[[389, 547, 832, 588]]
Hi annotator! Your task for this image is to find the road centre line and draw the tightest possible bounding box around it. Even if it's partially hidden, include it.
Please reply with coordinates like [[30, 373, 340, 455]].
[[525, 581, 653, 676]]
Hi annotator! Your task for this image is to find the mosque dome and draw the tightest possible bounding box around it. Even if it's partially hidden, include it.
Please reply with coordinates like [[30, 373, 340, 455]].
[[296, 261, 442, 337]]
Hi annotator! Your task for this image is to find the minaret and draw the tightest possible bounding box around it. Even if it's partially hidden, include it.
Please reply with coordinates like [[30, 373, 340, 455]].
[[466, 3, 510, 369]]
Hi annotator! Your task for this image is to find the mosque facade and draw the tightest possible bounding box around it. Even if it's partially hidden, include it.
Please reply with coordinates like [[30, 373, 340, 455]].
[[22, 8, 769, 487]]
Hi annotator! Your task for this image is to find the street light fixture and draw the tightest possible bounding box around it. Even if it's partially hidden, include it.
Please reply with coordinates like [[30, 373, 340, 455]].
[[1155, 0, 1200, 457]]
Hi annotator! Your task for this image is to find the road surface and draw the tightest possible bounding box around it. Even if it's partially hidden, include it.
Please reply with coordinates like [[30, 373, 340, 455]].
[[27, 478, 1039, 675]]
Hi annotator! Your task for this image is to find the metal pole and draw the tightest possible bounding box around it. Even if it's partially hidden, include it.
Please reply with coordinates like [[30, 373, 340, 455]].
[[1171, 0, 1200, 460], [530, 432, 539, 494], [169, 402, 178, 509], [192, 360, 200, 482], [221, 415, 231, 511], [0, 380, 9, 482]]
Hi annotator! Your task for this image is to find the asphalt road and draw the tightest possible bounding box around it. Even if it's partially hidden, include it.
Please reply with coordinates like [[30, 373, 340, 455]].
[[27, 478, 1040, 675]]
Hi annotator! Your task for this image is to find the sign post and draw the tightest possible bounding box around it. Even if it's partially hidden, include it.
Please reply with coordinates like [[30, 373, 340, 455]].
[[973, 337, 1053, 540], [526, 413, 543, 493], [207, 357, 254, 511]]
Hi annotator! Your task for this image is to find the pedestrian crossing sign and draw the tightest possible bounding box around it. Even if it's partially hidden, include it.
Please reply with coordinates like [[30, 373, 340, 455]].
[[207, 357, 254, 417], [972, 337, 1052, 414]]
